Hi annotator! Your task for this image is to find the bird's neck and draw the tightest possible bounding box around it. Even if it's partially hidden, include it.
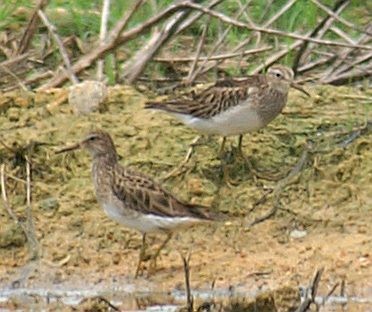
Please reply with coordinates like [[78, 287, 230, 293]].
[[269, 80, 290, 95], [91, 153, 117, 201], [92, 153, 117, 170]]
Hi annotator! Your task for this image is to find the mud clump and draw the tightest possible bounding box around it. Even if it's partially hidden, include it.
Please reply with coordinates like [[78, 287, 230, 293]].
[[0, 224, 27, 249]]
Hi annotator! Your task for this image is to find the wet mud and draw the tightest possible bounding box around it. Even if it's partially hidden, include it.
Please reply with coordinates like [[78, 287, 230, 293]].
[[0, 84, 371, 310]]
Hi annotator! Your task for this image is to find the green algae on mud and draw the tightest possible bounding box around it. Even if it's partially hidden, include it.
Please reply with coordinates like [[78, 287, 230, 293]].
[[0, 84, 371, 309]]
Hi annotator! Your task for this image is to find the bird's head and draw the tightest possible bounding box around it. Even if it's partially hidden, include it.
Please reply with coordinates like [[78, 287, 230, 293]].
[[268, 65, 310, 97], [56, 130, 117, 159]]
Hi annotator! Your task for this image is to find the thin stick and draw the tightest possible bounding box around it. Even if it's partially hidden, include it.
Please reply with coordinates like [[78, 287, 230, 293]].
[[37, 9, 79, 84], [154, 47, 272, 63], [181, 252, 193, 312], [292, 0, 349, 73], [25, 156, 40, 260], [322, 64, 372, 85], [186, 19, 209, 83], [264, 0, 297, 27], [330, 26, 356, 44], [324, 282, 340, 303], [310, 0, 372, 36], [0, 53, 29, 69], [188, 0, 252, 82], [296, 267, 324, 312], [161, 135, 201, 181], [249, 145, 310, 226], [123, 1, 196, 83], [183, 2, 372, 50], [38, 0, 184, 89], [0, 65, 28, 91], [175, 0, 223, 35], [97, 0, 111, 81], [0, 164, 20, 223], [17, 0, 49, 54], [330, 51, 372, 77]]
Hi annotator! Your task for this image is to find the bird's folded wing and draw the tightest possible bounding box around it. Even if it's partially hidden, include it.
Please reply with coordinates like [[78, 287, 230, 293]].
[[111, 166, 213, 220], [145, 75, 268, 119]]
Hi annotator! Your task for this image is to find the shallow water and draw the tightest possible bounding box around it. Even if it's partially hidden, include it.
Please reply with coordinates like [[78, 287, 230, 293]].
[[1, 282, 371, 311]]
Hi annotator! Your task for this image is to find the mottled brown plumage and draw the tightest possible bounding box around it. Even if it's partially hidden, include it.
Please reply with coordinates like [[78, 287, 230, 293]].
[[56, 130, 215, 276], [145, 65, 309, 183], [145, 65, 308, 137]]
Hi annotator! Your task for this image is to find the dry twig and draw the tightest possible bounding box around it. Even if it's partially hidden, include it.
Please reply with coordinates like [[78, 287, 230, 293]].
[[249, 144, 311, 226], [38, 0, 189, 89], [37, 9, 79, 84], [123, 0, 200, 83], [183, 2, 372, 50], [97, 0, 111, 81], [17, 0, 49, 54], [181, 252, 193, 312], [296, 267, 324, 312], [1, 164, 21, 224], [186, 19, 209, 83], [25, 156, 40, 260], [153, 47, 272, 63], [292, 0, 350, 73]]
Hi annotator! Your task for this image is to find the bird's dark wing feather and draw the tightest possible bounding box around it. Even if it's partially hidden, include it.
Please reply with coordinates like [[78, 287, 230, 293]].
[[111, 165, 214, 220], [145, 75, 269, 119]]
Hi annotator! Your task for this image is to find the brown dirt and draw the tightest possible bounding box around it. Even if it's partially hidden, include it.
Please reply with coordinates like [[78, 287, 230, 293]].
[[0, 84, 371, 310]]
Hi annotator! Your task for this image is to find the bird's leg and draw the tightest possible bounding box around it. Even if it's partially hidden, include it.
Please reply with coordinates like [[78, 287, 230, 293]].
[[235, 136, 282, 182], [149, 233, 173, 274], [218, 136, 226, 159], [162, 135, 202, 181], [135, 233, 147, 278], [237, 135, 244, 157], [218, 137, 239, 186]]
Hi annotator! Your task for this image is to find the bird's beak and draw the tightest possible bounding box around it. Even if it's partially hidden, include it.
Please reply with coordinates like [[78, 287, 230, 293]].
[[55, 142, 81, 154], [290, 82, 311, 97]]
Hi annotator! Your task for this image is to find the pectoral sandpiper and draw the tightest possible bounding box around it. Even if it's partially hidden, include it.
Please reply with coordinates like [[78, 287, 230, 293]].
[[145, 64, 309, 182], [56, 130, 216, 276]]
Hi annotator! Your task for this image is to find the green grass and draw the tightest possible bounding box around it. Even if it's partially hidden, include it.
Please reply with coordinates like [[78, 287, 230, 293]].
[[0, 0, 369, 81]]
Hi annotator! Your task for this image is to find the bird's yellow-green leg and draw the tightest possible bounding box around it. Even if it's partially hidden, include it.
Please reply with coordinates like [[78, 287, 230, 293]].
[[149, 233, 172, 274], [135, 233, 148, 278]]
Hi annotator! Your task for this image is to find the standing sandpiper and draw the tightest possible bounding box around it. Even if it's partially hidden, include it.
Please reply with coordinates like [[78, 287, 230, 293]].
[[145, 64, 309, 182], [56, 130, 216, 276]]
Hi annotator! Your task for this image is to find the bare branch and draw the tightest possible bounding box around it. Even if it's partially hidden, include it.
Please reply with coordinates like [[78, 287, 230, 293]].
[[97, 0, 111, 81], [153, 46, 272, 63], [187, 0, 252, 82], [292, 0, 349, 73], [310, 0, 372, 36], [181, 252, 193, 312], [182, 2, 372, 50], [296, 268, 324, 312], [25, 156, 40, 260], [37, 9, 79, 84], [122, 0, 196, 83], [264, 0, 297, 27], [1, 164, 20, 224], [38, 0, 187, 90], [17, 0, 49, 54], [186, 19, 209, 83]]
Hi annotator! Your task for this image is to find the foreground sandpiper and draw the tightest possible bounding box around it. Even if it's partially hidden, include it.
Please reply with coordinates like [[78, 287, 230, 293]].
[[145, 64, 309, 181], [56, 130, 216, 276]]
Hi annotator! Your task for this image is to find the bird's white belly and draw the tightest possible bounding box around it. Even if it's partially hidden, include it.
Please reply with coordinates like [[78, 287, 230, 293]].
[[102, 203, 201, 233], [172, 104, 263, 136]]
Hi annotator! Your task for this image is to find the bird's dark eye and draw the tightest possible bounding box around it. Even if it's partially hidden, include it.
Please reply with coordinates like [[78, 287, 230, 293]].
[[275, 72, 282, 78]]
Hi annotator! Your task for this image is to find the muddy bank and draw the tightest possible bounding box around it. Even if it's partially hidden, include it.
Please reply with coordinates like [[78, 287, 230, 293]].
[[0, 84, 371, 310]]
